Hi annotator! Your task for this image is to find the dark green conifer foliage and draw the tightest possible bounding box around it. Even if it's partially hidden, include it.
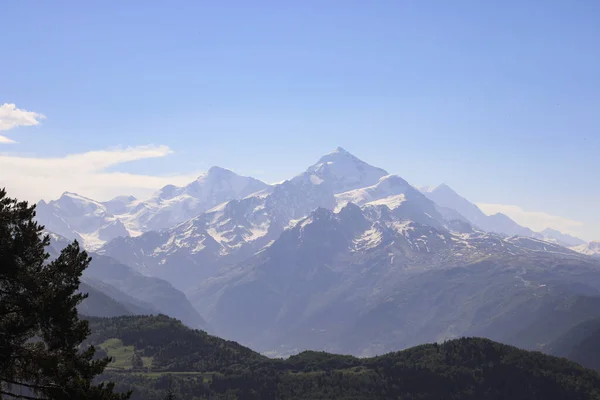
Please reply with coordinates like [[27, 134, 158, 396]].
[[0, 188, 131, 399], [131, 353, 143, 370]]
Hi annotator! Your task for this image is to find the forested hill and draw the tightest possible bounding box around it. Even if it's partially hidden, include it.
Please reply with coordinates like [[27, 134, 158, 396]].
[[86, 315, 600, 400], [85, 314, 264, 372]]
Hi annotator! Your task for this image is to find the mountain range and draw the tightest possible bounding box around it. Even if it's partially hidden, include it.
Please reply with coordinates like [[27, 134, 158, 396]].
[[97, 148, 391, 290], [34, 147, 600, 357], [36, 167, 269, 250], [188, 204, 600, 356], [421, 184, 586, 247]]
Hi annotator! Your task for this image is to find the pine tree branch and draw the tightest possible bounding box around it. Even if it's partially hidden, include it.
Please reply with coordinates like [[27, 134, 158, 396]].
[[0, 388, 47, 400], [0, 307, 23, 316], [0, 378, 59, 391]]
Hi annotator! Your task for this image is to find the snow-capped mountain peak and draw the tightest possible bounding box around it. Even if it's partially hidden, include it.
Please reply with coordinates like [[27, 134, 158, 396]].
[[303, 147, 389, 193], [56, 191, 105, 209], [118, 167, 270, 233], [35, 167, 270, 251], [206, 165, 236, 176], [333, 146, 349, 153], [194, 166, 237, 185], [35, 192, 130, 250]]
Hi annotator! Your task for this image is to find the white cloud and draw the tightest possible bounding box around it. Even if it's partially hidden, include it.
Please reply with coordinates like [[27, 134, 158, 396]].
[[476, 203, 584, 236], [0, 103, 46, 144], [0, 103, 45, 130], [0, 135, 16, 144], [0, 145, 201, 203]]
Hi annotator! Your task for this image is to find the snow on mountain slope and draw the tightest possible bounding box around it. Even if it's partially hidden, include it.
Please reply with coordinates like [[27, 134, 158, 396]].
[[335, 175, 413, 207], [189, 202, 593, 355], [99, 168, 337, 290], [188, 202, 474, 343], [120, 166, 269, 232], [40, 148, 388, 254], [35, 167, 269, 250], [98, 149, 424, 290], [36, 192, 130, 250], [335, 174, 460, 233], [571, 242, 600, 257]]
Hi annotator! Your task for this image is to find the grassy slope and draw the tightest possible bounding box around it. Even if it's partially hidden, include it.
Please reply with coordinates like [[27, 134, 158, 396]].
[[100, 338, 136, 370]]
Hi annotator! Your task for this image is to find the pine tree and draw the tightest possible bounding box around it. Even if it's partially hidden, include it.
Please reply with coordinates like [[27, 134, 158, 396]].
[[0, 188, 131, 399], [131, 353, 143, 370], [164, 375, 176, 400], [164, 389, 176, 400]]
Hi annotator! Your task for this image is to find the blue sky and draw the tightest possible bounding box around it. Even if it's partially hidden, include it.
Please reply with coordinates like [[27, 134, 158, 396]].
[[1, 0, 599, 240]]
